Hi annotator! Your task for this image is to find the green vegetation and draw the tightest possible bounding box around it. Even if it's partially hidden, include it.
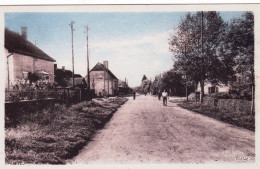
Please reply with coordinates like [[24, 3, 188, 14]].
[[169, 11, 254, 100], [178, 101, 254, 131], [5, 97, 127, 164]]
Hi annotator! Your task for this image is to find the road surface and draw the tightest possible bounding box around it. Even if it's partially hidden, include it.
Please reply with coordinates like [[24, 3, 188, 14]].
[[71, 95, 255, 164]]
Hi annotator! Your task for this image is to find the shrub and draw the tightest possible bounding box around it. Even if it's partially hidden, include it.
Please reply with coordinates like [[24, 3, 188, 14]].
[[209, 93, 231, 99]]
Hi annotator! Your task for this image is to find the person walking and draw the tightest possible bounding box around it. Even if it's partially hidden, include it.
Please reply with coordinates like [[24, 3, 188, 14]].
[[133, 90, 136, 100], [162, 90, 168, 106]]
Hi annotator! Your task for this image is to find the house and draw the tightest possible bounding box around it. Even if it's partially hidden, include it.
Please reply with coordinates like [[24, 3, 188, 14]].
[[118, 79, 133, 95], [54, 64, 86, 87], [196, 81, 230, 95], [88, 61, 118, 96], [5, 28, 56, 89]]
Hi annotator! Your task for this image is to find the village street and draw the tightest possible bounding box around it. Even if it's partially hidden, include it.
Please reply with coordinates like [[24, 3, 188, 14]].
[[71, 95, 255, 164]]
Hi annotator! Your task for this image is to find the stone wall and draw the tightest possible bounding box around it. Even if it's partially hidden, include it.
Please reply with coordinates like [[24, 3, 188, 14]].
[[10, 53, 54, 85], [204, 96, 252, 115]]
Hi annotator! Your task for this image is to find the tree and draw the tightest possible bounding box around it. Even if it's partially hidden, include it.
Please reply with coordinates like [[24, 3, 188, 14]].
[[150, 74, 163, 95], [169, 12, 231, 102], [141, 79, 151, 94], [142, 75, 148, 82], [161, 69, 189, 96], [227, 12, 254, 104]]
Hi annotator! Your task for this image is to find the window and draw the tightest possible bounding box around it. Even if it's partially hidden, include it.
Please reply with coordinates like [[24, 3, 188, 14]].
[[209, 86, 219, 94], [23, 71, 28, 80]]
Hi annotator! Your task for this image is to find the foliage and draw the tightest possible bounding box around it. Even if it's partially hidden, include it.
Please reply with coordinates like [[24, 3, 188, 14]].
[[229, 71, 253, 100], [227, 12, 254, 74], [149, 69, 195, 96], [227, 12, 254, 100], [5, 97, 128, 164], [209, 93, 231, 99], [141, 79, 151, 93], [28, 72, 40, 84], [142, 75, 148, 82], [179, 101, 254, 131], [169, 11, 254, 100], [150, 75, 163, 95], [170, 12, 231, 86], [10, 78, 52, 91]]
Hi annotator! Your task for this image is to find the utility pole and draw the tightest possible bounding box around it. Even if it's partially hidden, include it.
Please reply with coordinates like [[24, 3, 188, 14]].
[[200, 11, 204, 103], [69, 21, 75, 87], [85, 25, 90, 93]]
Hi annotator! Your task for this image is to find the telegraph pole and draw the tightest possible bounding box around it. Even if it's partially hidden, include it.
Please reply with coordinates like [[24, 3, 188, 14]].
[[85, 25, 90, 92], [70, 21, 75, 87]]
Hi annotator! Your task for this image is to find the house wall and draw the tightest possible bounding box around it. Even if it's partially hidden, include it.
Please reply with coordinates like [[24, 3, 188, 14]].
[[6, 51, 54, 88], [90, 71, 118, 96], [196, 82, 230, 95], [5, 49, 14, 89]]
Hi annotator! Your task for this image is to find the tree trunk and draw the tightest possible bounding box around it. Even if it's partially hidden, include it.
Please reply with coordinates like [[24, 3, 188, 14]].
[[200, 79, 204, 103], [251, 85, 254, 114], [186, 80, 188, 102], [251, 70, 254, 114]]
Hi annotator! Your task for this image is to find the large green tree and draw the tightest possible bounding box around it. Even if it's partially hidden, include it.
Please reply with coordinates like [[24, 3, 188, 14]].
[[169, 11, 232, 102], [226, 12, 254, 101]]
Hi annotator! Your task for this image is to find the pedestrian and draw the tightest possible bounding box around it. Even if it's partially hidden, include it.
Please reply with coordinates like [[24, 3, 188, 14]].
[[162, 90, 168, 106], [133, 90, 136, 100], [158, 91, 162, 100]]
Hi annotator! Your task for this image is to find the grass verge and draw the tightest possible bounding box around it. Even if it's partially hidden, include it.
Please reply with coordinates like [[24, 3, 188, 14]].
[[5, 97, 128, 164], [178, 102, 255, 131]]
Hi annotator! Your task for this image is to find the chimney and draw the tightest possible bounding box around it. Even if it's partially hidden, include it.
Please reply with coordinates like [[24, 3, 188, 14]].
[[103, 61, 108, 69], [62, 66, 65, 72], [21, 27, 27, 39], [54, 64, 57, 71]]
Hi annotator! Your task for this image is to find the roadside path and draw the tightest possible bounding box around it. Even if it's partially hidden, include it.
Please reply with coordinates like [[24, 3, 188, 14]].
[[71, 95, 255, 163]]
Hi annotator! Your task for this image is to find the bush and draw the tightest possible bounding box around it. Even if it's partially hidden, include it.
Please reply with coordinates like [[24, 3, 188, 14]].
[[209, 93, 231, 99]]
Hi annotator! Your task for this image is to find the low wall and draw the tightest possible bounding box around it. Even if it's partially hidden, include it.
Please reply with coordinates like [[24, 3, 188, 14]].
[[204, 96, 252, 115]]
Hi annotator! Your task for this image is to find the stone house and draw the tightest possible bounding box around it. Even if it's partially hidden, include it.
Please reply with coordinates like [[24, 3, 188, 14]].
[[196, 81, 230, 95], [88, 61, 118, 96], [5, 28, 56, 89]]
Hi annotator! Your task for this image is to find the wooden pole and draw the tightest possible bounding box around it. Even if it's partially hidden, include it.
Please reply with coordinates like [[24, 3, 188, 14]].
[[70, 21, 75, 87], [86, 25, 90, 92]]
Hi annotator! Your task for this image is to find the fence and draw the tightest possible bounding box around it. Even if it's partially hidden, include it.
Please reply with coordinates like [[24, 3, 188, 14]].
[[5, 88, 86, 103]]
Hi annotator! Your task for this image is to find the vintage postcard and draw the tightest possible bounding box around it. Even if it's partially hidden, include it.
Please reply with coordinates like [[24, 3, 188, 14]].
[[0, 3, 259, 169]]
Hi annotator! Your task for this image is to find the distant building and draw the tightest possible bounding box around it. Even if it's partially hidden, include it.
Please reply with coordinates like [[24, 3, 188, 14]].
[[118, 79, 133, 95], [196, 81, 230, 95], [5, 28, 56, 89], [88, 61, 118, 96], [54, 64, 86, 87]]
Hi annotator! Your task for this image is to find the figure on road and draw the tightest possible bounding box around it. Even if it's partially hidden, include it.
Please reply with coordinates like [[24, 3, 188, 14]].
[[133, 90, 136, 100], [162, 90, 168, 106], [158, 91, 162, 100]]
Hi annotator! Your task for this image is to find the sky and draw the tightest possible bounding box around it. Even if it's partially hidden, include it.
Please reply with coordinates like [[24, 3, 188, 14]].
[[5, 12, 244, 87]]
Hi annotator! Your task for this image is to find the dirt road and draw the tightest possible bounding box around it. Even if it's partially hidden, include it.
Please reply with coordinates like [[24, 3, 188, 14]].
[[71, 95, 255, 164]]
